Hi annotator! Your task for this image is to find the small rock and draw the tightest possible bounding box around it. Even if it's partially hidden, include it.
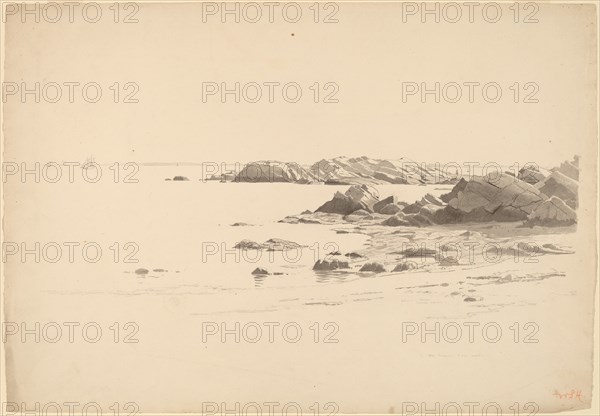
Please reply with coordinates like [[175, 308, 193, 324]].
[[135, 268, 149, 275], [172, 176, 189, 181], [234, 240, 262, 250], [392, 262, 417, 272], [313, 259, 350, 271], [345, 252, 364, 258], [251, 268, 270, 275], [359, 262, 386, 273]]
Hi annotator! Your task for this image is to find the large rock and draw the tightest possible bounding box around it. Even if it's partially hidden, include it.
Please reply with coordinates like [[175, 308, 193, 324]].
[[440, 178, 468, 203], [316, 185, 380, 215], [536, 171, 578, 209], [435, 173, 545, 223], [525, 196, 577, 227], [374, 196, 398, 213]]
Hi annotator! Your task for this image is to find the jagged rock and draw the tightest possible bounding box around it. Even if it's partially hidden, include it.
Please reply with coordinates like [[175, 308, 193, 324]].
[[392, 262, 417, 272], [525, 196, 577, 227], [313, 259, 350, 271], [536, 171, 578, 208], [435, 173, 545, 223], [420, 194, 445, 206], [251, 268, 270, 275], [374, 196, 397, 213], [359, 262, 386, 273], [440, 178, 468, 203], [379, 203, 402, 215], [316, 185, 380, 215], [402, 202, 423, 214], [553, 156, 579, 180], [301, 210, 312, 215], [518, 165, 550, 184], [310, 156, 459, 185]]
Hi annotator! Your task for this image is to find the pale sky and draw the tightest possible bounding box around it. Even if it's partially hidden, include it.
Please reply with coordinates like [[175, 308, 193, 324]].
[[3, 2, 597, 168]]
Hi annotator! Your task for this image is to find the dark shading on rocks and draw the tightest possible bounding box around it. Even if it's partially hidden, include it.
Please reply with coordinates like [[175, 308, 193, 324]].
[[536, 171, 578, 209], [313, 259, 350, 271], [316, 184, 380, 215], [373, 196, 397, 213], [392, 262, 417, 272], [524, 196, 577, 227], [359, 262, 386, 273]]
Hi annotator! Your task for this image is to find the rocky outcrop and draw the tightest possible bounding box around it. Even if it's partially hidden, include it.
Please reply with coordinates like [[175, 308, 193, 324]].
[[524, 196, 577, 227], [235, 161, 316, 183], [536, 171, 578, 209], [316, 184, 380, 215], [310, 156, 459, 185], [434, 173, 545, 223], [313, 259, 350, 271], [553, 156, 579, 180]]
